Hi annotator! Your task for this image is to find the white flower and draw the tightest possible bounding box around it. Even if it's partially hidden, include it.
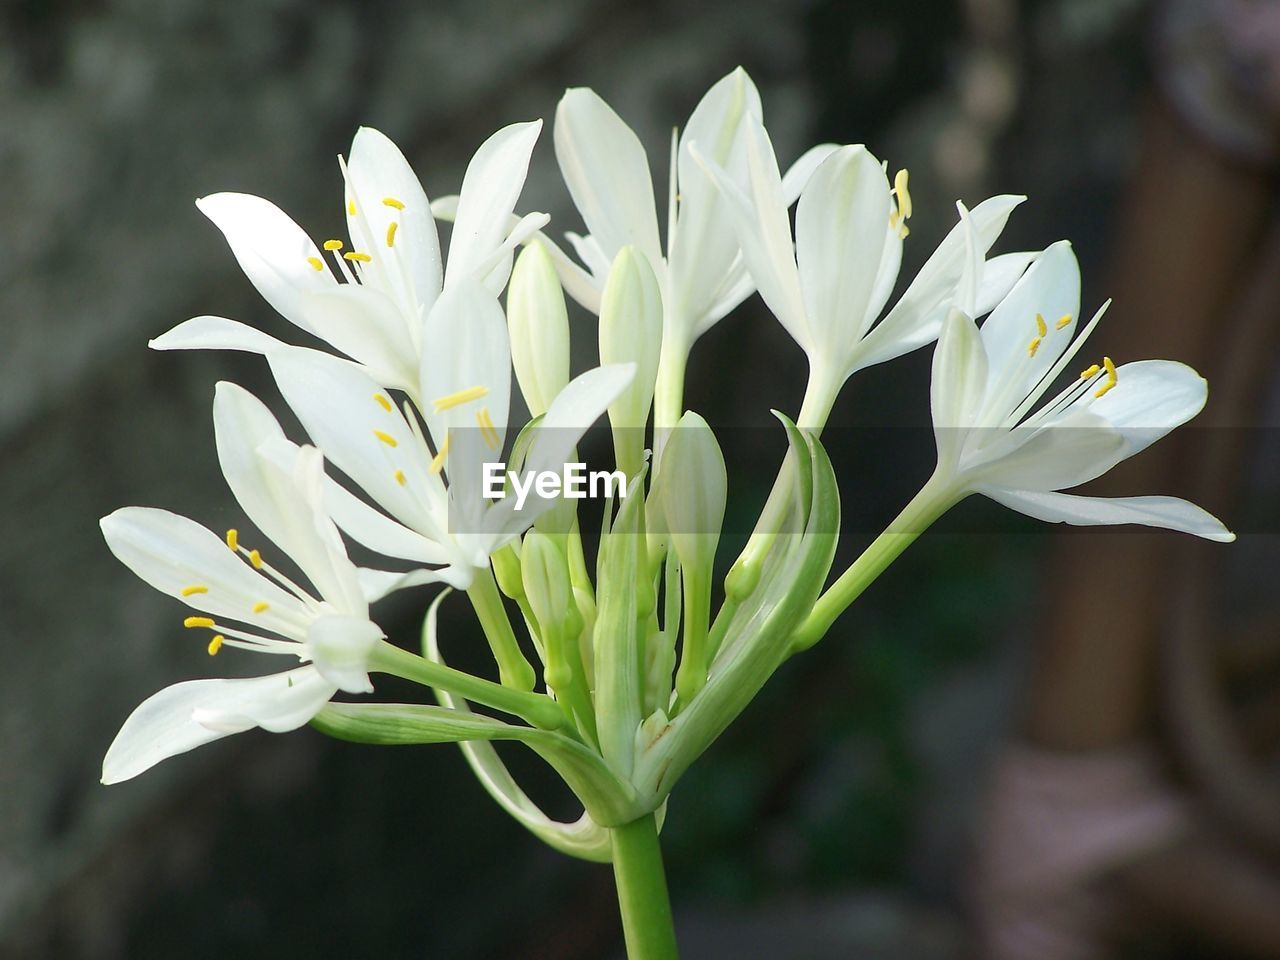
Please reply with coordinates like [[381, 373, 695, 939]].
[[151, 124, 548, 397], [259, 277, 636, 591], [100, 383, 387, 783], [928, 219, 1234, 541], [696, 111, 1034, 425]]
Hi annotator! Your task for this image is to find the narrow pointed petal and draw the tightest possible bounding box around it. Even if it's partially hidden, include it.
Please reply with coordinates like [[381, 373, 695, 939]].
[[345, 126, 443, 313], [149, 315, 291, 356], [296, 286, 420, 391], [102, 667, 335, 783], [795, 146, 892, 355], [976, 486, 1235, 541], [1090, 360, 1208, 457], [555, 89, 662, 266], [975, 251, 1038, 316], [852, 194, 1026, 372], [693, 118, 808, 348], [445, 121, 543, 287], [932, 308, 989, 471], [781, 143, 841, 203], [196, 193, 336, 334], [968, 409, 1125, 491], [323, 478, 452, 566], [100, 507, 310, 635], [357, 565, 469, 602]]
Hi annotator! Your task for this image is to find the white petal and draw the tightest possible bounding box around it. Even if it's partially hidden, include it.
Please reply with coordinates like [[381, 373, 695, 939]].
[[357, 565, 469, 602], [266, 349, 447, 541], [296, 287, 419, 391], [306, 614, 383, 694], [932, 308, 988, 471], [852, 194, 1026, 372], [100, 507, 310, 636], [670, 67, 763, 328], [1090, 360, 1208, 458], [323, 477, 452, 565], [978, 240, 1080, 415], [975, 486, 1235, 542], [149, 315, 291, 355], [795, 146, 892, 358], [446, 121, 543, 286], [781, 143, 841, 203], [967, 408, 1125, 491], [975, 251, 1038, 316], [693, 118, 809, 349], [196, 193, 335, 334], [213, 385, 366, 613], [345, 126, 443, 315], [102, 666, 335, 784], [555, 89, 662, 267]]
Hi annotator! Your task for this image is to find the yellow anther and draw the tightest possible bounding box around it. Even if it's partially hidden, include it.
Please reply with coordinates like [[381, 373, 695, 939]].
[[343, 251, 372, 263], [1055, 313, 1072, 330], [248, 549, 263, 569], [892, 168, 912, 219], [1093, 356, 1119, 398], [252, 601, 270, 614], [1027, 337, 1042, 358], [382, 197, 405, 210], [1094, 380, 1117, 398], [306, 256, 325, 272], [476, 407, 501, 450], [386, 222, 398, 247], [207, 635, 224, 656], [429, 435, 450, 475], [1079, 364, 1101, 380], [1103, 356, 1117, 379], [373, 429, 398, 448], [184, 616, 215, 629], [323, 239, 344, 251], [432, 384, 488, 412], [394, 469, 407, 486], [1035, 313, 1047, 338], [373, 393, 393, 412], [225, 528, 239, 551], [181, 585, 209, 597], [347, 198, 356, 216]]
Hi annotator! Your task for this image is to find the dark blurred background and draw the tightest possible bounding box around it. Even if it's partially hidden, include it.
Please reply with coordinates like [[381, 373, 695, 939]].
[[4, 0, 1280, 958]]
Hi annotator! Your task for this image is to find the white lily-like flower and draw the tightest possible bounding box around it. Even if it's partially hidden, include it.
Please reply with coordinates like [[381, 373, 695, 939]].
[[696, 111, 1035, 426], [101, 382, 389, 784], [258, 277, 637, 592], [927, 217, 1234, 541], [151, 123, 548, 397]]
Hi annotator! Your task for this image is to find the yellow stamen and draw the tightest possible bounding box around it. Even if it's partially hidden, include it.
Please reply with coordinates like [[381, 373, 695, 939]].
[[1103, 355, 1117, 379], [343, 251, 372, 263], [1094, 380, 1117, 398], [382, 197, 405, 210], [181, 585, 209, 597], [323, 239, 344, 251], [306, 256, 325, 272], [394, 469, 406, 486], [1035, 313, 1047, 338], [429, 435, 450, 475], [893, 168, 912, 219], [207, 635, 224, 656], [252, 601, 270, 614], [1093, 356, 1118, 398], [347, 198, 356, 216], [1027, 337, 1042, 358], [1079, 364, 1101, 380], [386, 222, 398, 247], [476, 407, 501, 450], [184, 616, 215, 629], [373, 393, 392, 412], [1055, 313, 1072, 330], [432, 384, 488, 412], [248, 549, 263, 569], [373, 429, 398, 448], [225, 528, 239, 551]]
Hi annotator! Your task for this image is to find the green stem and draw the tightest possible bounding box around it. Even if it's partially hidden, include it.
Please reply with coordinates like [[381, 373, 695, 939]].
[[367, 641, 564, 730], [467, 567, 538, 691], [790, 472, 958, 652], [611, 813, 679, 960]]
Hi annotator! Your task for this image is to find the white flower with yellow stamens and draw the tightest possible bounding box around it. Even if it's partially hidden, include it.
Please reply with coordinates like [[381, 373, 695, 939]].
[[926, 217, 1234, 540], [100, 383, 389, 784], [695, 111, 1037, 428], [150, 123, 548, 396], [259, 277, 637, 591]]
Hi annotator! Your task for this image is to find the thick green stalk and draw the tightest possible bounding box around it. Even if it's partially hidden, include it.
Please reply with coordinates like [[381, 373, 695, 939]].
[[367, 641, 564, 730], [467, 567, 538, 691], [611, 813, 679, 960], [790, 473, 958, 652]]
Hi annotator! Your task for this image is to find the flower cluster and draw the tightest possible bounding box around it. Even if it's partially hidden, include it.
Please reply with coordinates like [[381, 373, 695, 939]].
[[102, 69, 1230, 871]]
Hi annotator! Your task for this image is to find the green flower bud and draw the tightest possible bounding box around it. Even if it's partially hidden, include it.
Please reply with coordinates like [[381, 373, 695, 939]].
[[508, 241, 570, 417]]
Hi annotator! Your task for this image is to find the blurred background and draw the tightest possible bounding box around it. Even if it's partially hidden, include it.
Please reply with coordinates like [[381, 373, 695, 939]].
[[3, 0, 1280, 957]]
